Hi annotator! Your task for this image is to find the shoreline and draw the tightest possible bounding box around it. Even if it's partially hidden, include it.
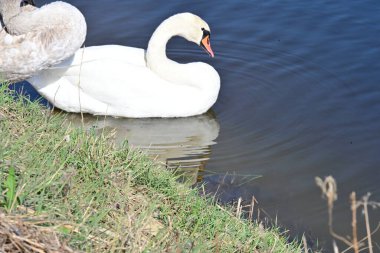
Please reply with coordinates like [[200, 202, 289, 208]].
[[0, 86, 303, 252]]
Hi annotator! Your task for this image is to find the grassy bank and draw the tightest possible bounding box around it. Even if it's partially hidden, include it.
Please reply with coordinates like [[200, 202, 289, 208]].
[[0, 85, 303, 252]]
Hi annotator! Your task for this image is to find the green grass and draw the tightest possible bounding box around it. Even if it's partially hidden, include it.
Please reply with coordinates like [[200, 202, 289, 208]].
[[0, 85, 303, 252]]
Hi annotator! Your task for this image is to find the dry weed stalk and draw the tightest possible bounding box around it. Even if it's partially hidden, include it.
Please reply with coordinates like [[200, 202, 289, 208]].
[[248, 195, 257, 221], [234, 195, 260, 223], [356, 193, 380, 253], [362, 194, 373, 253], [315, 176, 351, 246], [316, 176, 380, 253], [236, 197, 242, 218], [302, 235, 309, 253], [350, 192, 359, 253]]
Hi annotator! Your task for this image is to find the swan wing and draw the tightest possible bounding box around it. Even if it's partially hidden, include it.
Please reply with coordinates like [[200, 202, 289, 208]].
[[28, 46, 203, 117]]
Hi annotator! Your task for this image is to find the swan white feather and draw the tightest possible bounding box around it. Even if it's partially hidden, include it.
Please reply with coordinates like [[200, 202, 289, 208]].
[[28, 13, 220, 118]]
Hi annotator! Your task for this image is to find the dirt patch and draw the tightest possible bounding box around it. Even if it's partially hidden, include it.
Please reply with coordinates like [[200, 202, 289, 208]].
[[0, 212, 76, 253]]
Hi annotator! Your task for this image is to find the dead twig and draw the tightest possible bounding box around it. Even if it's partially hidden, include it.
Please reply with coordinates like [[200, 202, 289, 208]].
[[350, 192, 359, 253], [317, 176, 380, 253], [316, 176, 352, 247], [358, 193, 375, 253], [302, 235, 308, 253]]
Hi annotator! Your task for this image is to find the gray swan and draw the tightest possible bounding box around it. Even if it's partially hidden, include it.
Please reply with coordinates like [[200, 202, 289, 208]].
[[0, 0, 86, 82]]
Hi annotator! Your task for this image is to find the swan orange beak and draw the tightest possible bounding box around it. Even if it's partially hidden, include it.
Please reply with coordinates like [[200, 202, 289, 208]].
[[200, 32, 214, 58]]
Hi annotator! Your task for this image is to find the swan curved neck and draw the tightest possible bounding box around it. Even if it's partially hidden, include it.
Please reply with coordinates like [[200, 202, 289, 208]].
[[146, 16, 183, 68], [146, 14, 204, 87]]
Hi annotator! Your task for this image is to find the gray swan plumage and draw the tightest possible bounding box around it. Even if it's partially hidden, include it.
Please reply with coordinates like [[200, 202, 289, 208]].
[[0, 0, 86, 82]]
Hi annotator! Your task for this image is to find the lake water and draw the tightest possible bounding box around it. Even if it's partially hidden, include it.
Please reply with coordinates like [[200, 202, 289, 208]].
[[19, 0, 380, 250]]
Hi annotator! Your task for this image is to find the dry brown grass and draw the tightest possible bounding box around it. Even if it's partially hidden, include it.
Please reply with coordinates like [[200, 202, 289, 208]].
[[0, 212, 75, 253], [316, 176, 380, 253]]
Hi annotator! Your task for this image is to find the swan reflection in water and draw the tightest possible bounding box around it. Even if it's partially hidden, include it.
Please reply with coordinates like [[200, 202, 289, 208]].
[[67, 111, 220, 183]]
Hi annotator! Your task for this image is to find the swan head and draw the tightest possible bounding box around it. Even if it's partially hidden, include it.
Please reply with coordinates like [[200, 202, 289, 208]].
[[0, 0, 35, 11], [0, 0, 35, 24], [165, 13, 215, 58]]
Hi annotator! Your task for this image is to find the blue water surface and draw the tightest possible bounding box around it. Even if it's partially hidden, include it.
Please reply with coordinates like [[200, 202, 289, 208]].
[[28, 0, 380, 250]]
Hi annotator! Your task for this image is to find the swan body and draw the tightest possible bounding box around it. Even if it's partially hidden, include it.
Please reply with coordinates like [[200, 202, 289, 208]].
[[28, 13, 220, 118], [0, 0, 86, 82]]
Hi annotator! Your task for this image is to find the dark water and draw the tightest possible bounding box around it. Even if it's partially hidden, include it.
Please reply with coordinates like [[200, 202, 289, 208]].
[[25, 0, 380, 250]]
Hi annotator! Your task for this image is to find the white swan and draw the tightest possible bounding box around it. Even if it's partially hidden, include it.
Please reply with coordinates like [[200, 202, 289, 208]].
[[27, 13, 220, 118], [0, 0, 86, 82]]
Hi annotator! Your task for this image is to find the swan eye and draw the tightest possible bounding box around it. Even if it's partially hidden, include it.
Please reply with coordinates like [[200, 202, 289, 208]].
[[201, 29, 211, 39], [201, 28, 205, 31]]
